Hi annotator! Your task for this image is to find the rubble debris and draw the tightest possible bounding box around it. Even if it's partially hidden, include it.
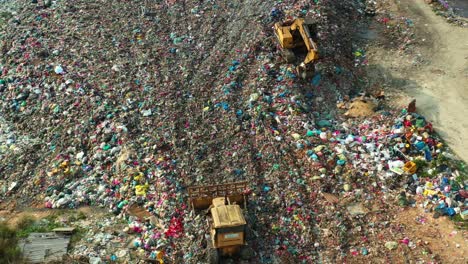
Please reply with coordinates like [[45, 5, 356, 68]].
[[19, 233, 71, 263]]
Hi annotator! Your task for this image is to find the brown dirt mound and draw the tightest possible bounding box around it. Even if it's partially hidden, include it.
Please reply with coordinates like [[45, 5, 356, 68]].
[[344, 99, 377, 117]]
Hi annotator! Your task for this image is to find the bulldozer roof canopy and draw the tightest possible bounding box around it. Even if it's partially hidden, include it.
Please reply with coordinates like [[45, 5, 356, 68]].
[[211, 204, 246, 228]]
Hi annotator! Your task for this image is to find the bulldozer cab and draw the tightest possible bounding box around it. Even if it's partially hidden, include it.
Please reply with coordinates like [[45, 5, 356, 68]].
[[210, 199, 247, 249], [274, 17, 319, 79], [274, 18, 318, 50]]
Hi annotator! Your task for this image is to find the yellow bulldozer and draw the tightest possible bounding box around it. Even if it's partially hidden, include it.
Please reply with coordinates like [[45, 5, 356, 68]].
[[274, 17, 319, 79], [188, 181, 252, 264]]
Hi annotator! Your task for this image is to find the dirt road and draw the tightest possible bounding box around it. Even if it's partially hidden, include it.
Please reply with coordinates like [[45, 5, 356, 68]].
[[368, 0, 468, 162]]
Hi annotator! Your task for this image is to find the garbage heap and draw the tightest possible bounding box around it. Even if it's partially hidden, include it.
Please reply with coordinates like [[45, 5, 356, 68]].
[[0, 0, 466, 263], [425, 0, 468, 26]]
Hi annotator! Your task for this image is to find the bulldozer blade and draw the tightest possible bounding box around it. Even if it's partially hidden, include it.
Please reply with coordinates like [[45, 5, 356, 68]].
[[188, 181, 248, 211]]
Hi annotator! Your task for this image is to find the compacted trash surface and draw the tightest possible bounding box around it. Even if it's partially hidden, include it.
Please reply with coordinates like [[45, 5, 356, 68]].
[[0, 0, 467, 263]]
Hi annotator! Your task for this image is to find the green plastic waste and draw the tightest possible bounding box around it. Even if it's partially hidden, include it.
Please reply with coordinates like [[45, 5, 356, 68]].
[[415, 118, 426, 128], [317, 120, 332, 127]]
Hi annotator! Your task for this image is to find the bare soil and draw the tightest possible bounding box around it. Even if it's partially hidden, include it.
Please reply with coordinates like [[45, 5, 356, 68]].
[[394, 206, 468, 264], [0, 206, 104, 228]]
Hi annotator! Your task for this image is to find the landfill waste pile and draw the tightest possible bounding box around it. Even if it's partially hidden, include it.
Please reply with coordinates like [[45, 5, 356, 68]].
[[0, 0, 467, 263], [425, 0, 468, 26]]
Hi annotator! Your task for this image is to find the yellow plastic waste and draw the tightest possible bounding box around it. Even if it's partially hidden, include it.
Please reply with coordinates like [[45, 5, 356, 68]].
[[156, 250, 164, 264], [425, 182, 434, 189], [135, 183, 149, 196], [134, 172, 144, 181], [60, 160, 69, 168], [403, 161, 417, 174], [423, 189, 438, 197]]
